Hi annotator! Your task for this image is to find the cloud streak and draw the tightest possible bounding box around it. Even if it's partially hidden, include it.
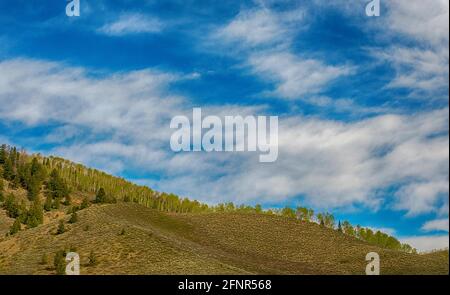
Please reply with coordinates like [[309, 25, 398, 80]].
[[212, 6, 353, 101], [98, 13, 163, 36]]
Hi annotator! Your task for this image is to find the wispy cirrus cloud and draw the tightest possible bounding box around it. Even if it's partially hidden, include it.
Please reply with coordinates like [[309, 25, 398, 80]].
[[248, 51, 353, 99], [386, 0, 449, 46], [211, 6, 354, 102], [376, 0, 449, 96], [375, 47, 449, 95], [215, 8, 303, 48], [98, 13, 163, 36]]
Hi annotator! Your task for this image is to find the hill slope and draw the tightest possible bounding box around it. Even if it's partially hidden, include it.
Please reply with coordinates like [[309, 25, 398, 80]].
[[0, 203, 447, 275]]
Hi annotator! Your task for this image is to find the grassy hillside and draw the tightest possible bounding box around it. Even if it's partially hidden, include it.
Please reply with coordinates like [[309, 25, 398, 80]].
[[0, 202, 448, 275], [0, 145, 448, 275]]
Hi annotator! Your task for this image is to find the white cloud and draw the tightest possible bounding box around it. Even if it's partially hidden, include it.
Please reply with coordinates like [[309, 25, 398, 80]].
[[400, 235, 449, 253], [0, 58, 448, 216], [375, 47, 449, 94], [377, 1, 449, 95], [249, 51, 353, 99], [213, 7, 353, 101], [394, 181, 449, 216], [216, 8, 303, 47], [421, 219, 449, 232], [98, 13, 163, 36], [308, 0, 449, 96], [386, 0, 449, 46]]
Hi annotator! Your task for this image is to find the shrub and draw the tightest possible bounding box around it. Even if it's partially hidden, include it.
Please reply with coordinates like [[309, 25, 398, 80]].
[[53, 250, 66, 275], [88, 251, 97, 266], [9, 219, 21, 235], [56, 220, 66, 235], [68, 212, 78, 224]]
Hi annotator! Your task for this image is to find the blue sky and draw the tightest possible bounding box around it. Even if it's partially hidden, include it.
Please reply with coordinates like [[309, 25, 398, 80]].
[[0, 0, 448, 251]]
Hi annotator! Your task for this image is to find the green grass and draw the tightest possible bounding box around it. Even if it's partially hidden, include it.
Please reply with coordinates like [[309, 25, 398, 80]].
[[0, 202, 447, 275]]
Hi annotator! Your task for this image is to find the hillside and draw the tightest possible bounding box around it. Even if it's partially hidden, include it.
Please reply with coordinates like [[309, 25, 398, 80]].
[[0, 202, 448, 275], [0, 144, 448, 275]]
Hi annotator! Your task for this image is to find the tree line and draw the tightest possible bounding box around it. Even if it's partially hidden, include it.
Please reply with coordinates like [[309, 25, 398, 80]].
[[0, 144, 415, 253]]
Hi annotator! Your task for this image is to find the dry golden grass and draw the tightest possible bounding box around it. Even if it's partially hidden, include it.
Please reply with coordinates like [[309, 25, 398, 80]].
[[0, 203, 448, 275]]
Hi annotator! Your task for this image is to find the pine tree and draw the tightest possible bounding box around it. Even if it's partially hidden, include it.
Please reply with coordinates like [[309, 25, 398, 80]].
[[337, 221, 342, 232], [9, 147, 17, 168], [3, 194, 19, 218], [0, 144, 7, 165], [26, 177, 41, 201], [2, 158, 14, 181], [95, 188, 106, 203], [47, 169, 69, 200], [17, 201, 28, 223], [28, 198, 44, 226], [9, 219, 21, 235]]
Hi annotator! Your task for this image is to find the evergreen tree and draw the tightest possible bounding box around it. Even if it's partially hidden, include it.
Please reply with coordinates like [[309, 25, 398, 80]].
[[95, 188, 107, 203], [47, 169, 69, 200], [9, 147, 17, 168], [17, 201, 28, 224], [3, 194, 19, 218], [11, 174, 20, 189], [26, 198, 44, 227], [26, 178, 41, 201], [2, 158, 14, 181], [9, 219, 21, 235], [30, 158, 44, 179], [0, 144, 7, 165], [337, 221, 342, 232]]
